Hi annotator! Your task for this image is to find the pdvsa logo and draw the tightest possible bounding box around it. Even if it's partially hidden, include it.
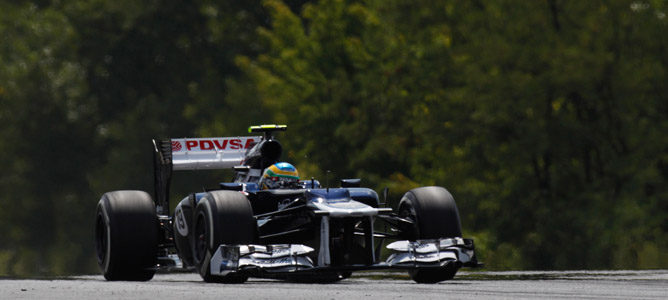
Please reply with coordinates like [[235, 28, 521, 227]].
[[183, 138, 257, 151], [172, 141, 182, 152]]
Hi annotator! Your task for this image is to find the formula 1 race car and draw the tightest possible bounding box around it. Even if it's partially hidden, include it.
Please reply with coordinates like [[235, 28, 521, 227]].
[[95, 125, 480, 283]]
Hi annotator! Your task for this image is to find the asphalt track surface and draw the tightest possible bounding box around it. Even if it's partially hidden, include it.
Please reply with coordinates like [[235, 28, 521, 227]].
[[1, 270, 667, 299]]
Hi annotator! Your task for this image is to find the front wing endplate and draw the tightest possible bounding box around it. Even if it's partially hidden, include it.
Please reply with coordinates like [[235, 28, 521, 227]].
[[385, 238, 477, 268], [210, 244, 315, 276]]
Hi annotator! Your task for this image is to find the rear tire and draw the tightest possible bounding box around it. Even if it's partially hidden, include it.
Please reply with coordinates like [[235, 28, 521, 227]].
[[192, 191, 256, 283], [95, 191, 158, 281], [398, 186, 462, 283]]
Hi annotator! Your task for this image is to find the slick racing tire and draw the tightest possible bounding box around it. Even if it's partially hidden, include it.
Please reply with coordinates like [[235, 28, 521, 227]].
[[95, 190, 158, 281], [193, 191, 256, 283], [398, 186, 462, 283]]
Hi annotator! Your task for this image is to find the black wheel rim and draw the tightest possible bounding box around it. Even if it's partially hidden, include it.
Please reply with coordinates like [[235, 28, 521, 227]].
[[95, 214, 107, 265], [398, 202, 419, 240], [194, 212, 208, 264]]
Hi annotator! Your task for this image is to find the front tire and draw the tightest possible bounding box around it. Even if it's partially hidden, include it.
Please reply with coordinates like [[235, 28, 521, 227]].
[[398, 186, 462, 283], [95, 190, 158, 281], [192, 191, 256, 283]]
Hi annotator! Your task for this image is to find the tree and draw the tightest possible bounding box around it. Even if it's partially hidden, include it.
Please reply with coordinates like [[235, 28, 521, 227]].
[[226, 0, 668, 269], [0, 2, 95, 275]]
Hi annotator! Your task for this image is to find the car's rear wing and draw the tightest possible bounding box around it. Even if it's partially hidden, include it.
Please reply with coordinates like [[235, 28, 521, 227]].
[[152, 136, 261, 214], [168, 137, 261, 170]]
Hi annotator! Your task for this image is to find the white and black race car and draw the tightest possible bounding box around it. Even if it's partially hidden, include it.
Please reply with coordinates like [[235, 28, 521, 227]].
[[95, 125, 481, 283]]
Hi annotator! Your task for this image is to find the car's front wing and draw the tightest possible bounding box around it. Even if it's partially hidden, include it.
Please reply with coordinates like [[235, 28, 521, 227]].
[[209, 238, 479, 277]]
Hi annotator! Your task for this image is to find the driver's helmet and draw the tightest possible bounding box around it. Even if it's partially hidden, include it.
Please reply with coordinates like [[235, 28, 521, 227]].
[[259, 162, 299, 189]]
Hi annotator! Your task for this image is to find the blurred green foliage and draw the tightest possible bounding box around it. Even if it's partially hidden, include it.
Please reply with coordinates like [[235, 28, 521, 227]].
[[0, 0, 666, 276]]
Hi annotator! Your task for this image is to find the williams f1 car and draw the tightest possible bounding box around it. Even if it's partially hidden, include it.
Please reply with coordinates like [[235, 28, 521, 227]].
[[95, 125, 480, 283]]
